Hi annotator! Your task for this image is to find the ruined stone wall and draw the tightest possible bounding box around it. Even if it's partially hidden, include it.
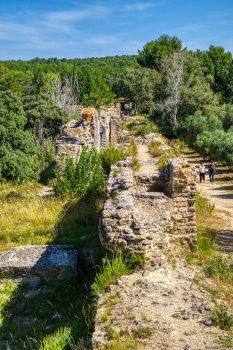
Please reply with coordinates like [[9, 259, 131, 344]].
[[166, 158, 197, 249], [99, 156, 197, 263], [99, 158, 175, 265], [56, 105, 121, 165], [55, 107, 100, 165]]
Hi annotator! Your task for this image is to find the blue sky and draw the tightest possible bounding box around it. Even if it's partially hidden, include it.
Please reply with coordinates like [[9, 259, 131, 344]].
[[0, 0, 233, 60]]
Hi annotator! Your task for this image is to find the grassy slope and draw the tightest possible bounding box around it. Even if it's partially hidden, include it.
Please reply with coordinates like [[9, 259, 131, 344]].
[[0, 182, 106, 349]]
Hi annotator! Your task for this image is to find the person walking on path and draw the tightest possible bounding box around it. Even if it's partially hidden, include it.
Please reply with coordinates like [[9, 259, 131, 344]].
[[208, 160, 217, 183], [199, 162, 205, 183]]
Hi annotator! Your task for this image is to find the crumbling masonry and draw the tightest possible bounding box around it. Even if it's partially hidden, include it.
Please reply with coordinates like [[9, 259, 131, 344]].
[[56, 106, 121, 165], [56, 108, 197, 264]]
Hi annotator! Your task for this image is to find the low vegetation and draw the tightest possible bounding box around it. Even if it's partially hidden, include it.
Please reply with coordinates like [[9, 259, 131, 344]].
[[122, 116, 157, 136], [100, 146, 130, 174], [51, 146, 105, 197]]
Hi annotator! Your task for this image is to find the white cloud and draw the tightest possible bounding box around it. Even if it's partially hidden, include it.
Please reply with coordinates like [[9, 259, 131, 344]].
[[86, 36, 117, 46], [45, 5, 109, 23], [125, 2, 157, 11]]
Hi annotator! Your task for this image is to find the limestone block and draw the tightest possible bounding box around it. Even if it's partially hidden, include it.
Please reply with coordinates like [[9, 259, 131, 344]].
[[0, 245, 78, 283]]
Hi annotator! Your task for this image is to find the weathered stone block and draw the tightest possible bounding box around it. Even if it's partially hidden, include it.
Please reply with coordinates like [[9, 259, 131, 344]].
[[0, 245, 78, 283]]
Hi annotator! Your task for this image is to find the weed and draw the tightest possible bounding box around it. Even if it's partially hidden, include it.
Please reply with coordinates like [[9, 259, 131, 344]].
[[110, 193, 120, 205], [136, 280, 142, 284], [141, 313, 152, 322], [185, 330, 197, 336], [179, 237, 185, 244], [196, 191, 215, 214], [102, 333, 138, 349], [213, 303, 233, 331], [91, 252, 146, 297], [112, 167, 122, 178], [132, 327, 153, 338], [200, 284, 220, 298], [129, 139, 138, 156], [171, 258, 177, 270], [221, 332, 233, 347], [148, 141, 164, 158], [203, 253, 233, 281], [159, 154, 169, 172], [130, 157, 140, 171]]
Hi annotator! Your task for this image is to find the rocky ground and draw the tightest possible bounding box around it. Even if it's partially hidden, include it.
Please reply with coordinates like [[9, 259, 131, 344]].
[[93, 255, 231, 350], [93, 141, 232, 350]]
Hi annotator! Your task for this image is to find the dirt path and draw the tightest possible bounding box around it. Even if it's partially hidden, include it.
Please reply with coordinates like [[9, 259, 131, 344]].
[[136, 144, 160, 175], [184, 151, 233, 256]]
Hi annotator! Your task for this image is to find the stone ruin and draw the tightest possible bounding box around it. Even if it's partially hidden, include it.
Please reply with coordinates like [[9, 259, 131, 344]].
[[0, 245, 78, 283], [56, 106, 121, 165], [55, 109, 198, 266], [99, 154, 197, 265]]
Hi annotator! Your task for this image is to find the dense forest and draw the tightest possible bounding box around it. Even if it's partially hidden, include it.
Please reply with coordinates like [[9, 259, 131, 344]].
[[1, 34, 233, 182]]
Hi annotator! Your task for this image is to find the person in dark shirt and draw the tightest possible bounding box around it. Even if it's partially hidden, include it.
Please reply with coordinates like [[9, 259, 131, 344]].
[[208, 160, 216, 183]]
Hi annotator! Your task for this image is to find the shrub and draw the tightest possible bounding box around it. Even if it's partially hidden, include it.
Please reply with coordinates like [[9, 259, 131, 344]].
[[0, 90, 37, 182], [148, 141, 164, 157], [50, 146, 105, 197], [213, 303, 233, 331], [129, 139, 138, 156], [203, 252, 233, 280], [131, 157, 140, 171], [100, 146, 129, 173]]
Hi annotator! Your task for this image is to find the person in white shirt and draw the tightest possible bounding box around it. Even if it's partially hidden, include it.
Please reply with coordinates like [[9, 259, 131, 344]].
[[199, 162, 205, 183]]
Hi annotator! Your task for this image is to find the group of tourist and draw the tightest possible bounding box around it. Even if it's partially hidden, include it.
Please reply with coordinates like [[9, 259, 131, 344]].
[[199, 161, 217, 183]]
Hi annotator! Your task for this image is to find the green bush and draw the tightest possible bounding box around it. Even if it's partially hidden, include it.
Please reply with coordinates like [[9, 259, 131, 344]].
[[129, 139, 138, 156], [50, 146, 105, 197], [213, 303, 233, 331], [100, 146, 129, 173], [203, 252, 233, 280], [0, 90, 37, 182]]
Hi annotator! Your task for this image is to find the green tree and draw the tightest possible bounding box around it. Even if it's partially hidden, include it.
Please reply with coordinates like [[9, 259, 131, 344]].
[[23, 93, 69, 144], [107, 68, 161, 115], [0, 64, 33, 96], [0, 90, 37, 182], [137, 35, 182, 69], [82, 76, 116, 107]]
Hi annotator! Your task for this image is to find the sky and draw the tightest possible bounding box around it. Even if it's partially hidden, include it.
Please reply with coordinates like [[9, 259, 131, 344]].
[[0, 0, 233, 61]]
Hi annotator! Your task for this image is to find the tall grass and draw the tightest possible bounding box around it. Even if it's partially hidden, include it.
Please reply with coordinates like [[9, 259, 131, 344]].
[[91, 252, 146, 297], [194, 191, 233, 306], [0, 182, 105, 252]]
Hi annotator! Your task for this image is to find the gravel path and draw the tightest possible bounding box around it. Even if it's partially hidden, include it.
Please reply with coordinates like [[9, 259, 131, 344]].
[[136, 144, 160, 176]]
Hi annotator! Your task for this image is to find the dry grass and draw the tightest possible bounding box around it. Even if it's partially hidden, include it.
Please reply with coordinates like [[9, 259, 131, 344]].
[[193, 192, 233, 308], [0, 182, 105, 252]]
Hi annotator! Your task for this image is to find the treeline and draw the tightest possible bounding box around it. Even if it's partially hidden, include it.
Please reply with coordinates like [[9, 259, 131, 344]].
[[1, 34, 233, 183]]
